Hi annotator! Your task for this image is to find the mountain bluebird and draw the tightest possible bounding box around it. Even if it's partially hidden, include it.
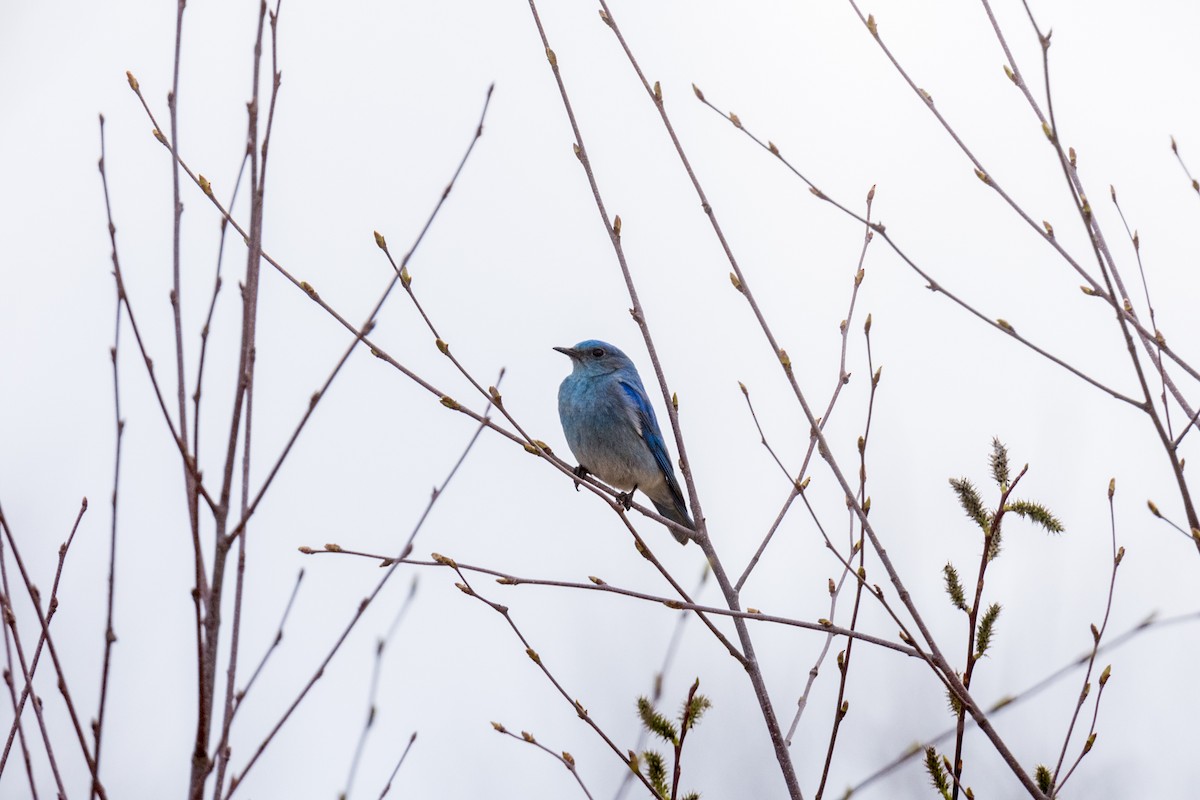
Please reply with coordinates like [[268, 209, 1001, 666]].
[[555, 340, 695, 544]]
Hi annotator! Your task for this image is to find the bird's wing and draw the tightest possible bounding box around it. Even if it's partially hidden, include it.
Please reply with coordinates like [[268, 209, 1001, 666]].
[[617, 379, 687, 502]]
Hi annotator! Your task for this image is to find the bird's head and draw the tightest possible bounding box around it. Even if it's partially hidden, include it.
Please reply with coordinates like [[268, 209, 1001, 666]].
[[553, 340, 634, 377]]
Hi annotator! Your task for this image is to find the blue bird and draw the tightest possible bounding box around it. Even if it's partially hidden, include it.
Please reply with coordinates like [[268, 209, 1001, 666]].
[[555, 340, 695, 544]]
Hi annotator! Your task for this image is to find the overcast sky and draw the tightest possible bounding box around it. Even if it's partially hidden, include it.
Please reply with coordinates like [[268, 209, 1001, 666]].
[[2, 1, 1199, 798]]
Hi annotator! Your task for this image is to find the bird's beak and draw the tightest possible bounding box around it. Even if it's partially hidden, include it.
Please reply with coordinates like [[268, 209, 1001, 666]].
[[553, 346, 577, 359]]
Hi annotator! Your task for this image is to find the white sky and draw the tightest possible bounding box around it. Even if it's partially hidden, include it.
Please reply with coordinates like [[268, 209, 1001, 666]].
[[2, 0, 1199, 797]]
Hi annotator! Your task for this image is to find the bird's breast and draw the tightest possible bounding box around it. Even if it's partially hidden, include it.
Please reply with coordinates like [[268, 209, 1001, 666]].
[[558, 376, 655, 491]]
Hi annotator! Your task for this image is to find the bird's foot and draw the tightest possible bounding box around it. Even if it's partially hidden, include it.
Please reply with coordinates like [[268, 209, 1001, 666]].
[[616, 484, 638, 511], [572, 464, 590, 492]]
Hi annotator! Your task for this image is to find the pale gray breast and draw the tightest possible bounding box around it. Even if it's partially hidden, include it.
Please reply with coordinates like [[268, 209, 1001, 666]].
[[561, 377, 655, 490]]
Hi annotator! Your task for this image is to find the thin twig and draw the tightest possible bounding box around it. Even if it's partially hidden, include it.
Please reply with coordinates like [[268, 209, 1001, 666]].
[[449, 562, 657, 797], [0, 503, 106, 799], [212, 6, 284, 798], [1170, 136, 1200, 202], [193, 151, 248, 460], [493, 727, 595, 800], [167, 0, 190, 468], [788, 196, 876, 751], [105, 83, 219, 516], [375, 732, 417, 799], [199, 4, 273, 797], [304, 550, 915, 658], [1, 588, 39, 800], [234, 568, 304, 712], [670, 679, 702, 800], [186, 145, 249, 695], [737, 383, 794, 482], [342, 576, 419, 800], [1109, 190, 1171, 436], [0, 530, 67, 800], [814, 304, 879, 799], [164, 0, 207, 627], [163, 9, 215, 771], [0, 499, 88, 781], [1050, 480, 1122, 795], [93, 113, 125, 800]]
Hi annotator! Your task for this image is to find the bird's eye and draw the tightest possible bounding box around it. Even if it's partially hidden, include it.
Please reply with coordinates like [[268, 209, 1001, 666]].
[[590, 347, 605, 358]]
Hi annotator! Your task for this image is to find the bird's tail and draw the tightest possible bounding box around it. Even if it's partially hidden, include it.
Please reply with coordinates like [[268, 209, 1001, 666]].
[[651, 496, 695, 545]]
